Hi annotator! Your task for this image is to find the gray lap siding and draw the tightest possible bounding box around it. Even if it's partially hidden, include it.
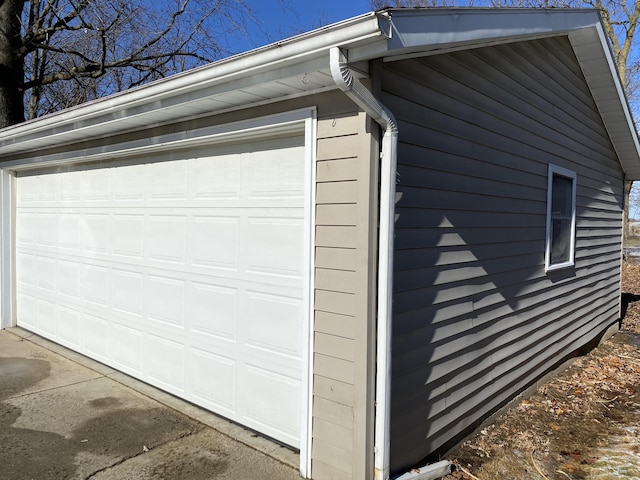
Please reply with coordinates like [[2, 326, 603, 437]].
[[383, 36, 624, 472]]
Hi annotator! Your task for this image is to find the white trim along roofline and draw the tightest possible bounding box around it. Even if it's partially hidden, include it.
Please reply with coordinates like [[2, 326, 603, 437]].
[[1, 8, 639, 178]]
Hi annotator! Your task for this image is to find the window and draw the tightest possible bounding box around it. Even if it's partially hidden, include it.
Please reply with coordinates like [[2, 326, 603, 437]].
[[545, 165, 577, 271]]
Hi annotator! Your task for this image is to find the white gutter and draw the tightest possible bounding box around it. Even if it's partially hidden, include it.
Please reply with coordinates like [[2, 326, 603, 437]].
[[330, 46, 397, 480], [0, 13, 386, 152]]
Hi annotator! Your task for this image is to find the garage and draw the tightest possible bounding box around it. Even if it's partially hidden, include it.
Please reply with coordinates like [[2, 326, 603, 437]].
[[14, 133, 310, 449]]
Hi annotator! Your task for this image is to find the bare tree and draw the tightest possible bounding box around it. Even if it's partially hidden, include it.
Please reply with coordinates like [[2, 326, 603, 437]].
[[0, 0, 252, 128]]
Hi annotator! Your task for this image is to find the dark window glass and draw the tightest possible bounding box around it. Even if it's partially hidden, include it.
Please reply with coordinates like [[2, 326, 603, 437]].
[[550, 174, 573, 265]]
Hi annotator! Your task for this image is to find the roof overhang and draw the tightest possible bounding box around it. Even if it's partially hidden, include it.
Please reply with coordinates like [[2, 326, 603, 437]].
[[1, 8, 639, 178]]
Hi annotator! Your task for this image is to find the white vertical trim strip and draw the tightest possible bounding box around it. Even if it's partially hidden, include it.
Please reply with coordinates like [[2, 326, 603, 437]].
[[545, 164, 577, 272], [0, 170, 14, 329], [300, 107, 317, 479]]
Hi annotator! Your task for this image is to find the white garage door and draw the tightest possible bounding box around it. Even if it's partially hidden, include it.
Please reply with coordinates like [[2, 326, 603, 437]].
[[15, 135, 308, 447]]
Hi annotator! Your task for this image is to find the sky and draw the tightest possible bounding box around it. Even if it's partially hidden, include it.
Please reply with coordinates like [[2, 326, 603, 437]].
[[224, 0, 372, 54]]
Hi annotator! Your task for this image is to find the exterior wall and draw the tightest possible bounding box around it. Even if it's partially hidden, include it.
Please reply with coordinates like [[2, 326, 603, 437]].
[[0, 91, 378, 480], [382, 37, 624, 472], [313, 109, 379, 480]]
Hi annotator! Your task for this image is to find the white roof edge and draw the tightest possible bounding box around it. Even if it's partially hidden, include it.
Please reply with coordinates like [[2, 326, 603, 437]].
[[2, 7, 639, 179], [373, 8, 603, 60], [569, 22, 640, 180], [0, 11, 386, 147]]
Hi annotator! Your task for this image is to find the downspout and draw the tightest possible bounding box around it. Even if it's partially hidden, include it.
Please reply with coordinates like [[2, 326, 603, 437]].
[[330, 46, 397, 480]]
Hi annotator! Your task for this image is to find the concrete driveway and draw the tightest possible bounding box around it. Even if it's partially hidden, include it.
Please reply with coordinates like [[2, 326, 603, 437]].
[[0, 328, 302, 480]]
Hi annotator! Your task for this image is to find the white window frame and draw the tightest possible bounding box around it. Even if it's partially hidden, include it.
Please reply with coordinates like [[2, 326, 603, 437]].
[[545, 164, 577, 272]]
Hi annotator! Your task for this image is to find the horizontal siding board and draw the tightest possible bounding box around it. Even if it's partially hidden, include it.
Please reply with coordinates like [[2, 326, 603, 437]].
[[314, 353, 354, 386], [316, 135, 359, 161], [316, 203, 358, 226], [317, 115, 360, 139], [396, 164, 544, 201], [394, 226, 544, 250], [316, 158, 359, 183], [315, 311, 356, 340], [394, 185, 545, 213], [315, 290, 356, 317], [315, 332, 356, 362], [316, 226, 357, 248], [394, 241, 543, 270], [314, 374, 355, 406], [313, 418, 354, 451], [316, 181, 358, 204], [384, 36, 624, 472], [316, 268, 357, 294], [315, 247, 357, 271], [312, 440, 353, 476], [311, 460, 352, 480], [313, 396, 354, 429]]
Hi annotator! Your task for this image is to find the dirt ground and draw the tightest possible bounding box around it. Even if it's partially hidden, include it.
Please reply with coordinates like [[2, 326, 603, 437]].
[[443, 261, 640, 480]]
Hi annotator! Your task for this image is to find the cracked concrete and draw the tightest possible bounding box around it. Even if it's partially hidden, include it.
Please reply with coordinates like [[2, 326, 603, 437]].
[[0, 328, 302, 480]]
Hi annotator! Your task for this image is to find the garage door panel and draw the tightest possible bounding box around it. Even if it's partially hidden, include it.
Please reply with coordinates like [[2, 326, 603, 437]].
[[17, 211, 37, 245], [17, 293, 36, 330], [146, 333, 185, 391], [189, 347, 237, 413], [191, 154, 242, 200], [146, 215, 186, 263], [242, 364, 301, 446], [243, 291, 302, 358], [58, 214, 81, 250], [83, 169, 111, 201], [58, 306, 81, 348], [38, 213, 57, 248], [110, 322, 143, 373], [16, 175, 38, 204], [245, 217, 304, 277], [112, 214, 143, 258], [37, 299, 56, 336], [112, 269, 143, 315], [145, 275, 185, 327], [37, 256, 56, 292], [57, 170, 83, 202], [187, 282, 237, 340], [190, 216, 240, 269], [145, 159, 188, 200], [83, 265, 109, 306], [16, 252, 35, 286], [16, 135, 306, 448], [113, 164, 145, 201], [58, 259, 81, 298], [83, 214, 109, 254], [83, 313, 109, 361]]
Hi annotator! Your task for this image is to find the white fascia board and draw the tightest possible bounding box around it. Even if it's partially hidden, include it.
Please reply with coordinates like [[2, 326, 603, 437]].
[[0, 12, 387, 155], [388, 8, 600, 53], [569, 23, 640, 180], [348, 8, 602, 62]]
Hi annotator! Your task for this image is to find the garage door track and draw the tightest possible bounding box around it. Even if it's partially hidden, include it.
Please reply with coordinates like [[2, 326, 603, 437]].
[[0, 328, 301, 480]]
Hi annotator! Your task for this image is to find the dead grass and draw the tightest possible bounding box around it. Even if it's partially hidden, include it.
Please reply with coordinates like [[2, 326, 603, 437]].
[[442, 261, 640, 480]]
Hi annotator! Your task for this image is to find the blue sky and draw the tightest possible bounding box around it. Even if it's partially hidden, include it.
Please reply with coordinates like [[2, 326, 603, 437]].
[[225, 0, 372, 54]]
